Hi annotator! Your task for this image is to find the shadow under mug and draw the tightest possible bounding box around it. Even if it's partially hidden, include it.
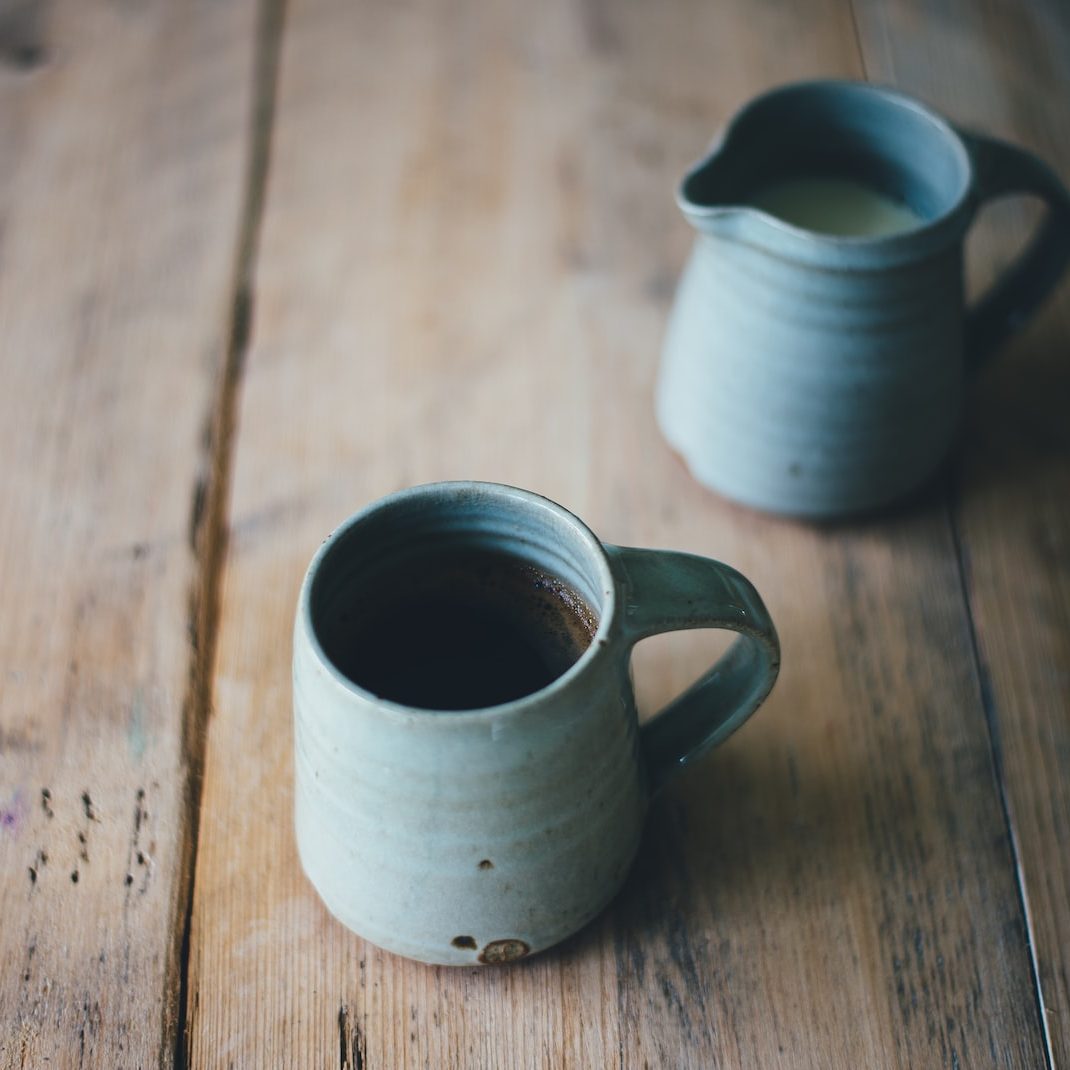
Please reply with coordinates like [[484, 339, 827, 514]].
[[657, 80, 1070, 518], [293, 481, 780, 965]]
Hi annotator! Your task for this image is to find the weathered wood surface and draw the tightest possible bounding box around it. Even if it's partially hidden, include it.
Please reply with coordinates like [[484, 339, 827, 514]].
[[0, 1, 256, 1067], [1, 0, 1066, 1066], [184, 0, 1058, 1066], [852, 2, 1070, 1064]]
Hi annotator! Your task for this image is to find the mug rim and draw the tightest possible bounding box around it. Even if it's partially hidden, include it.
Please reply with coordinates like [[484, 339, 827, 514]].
[[295, 481, 619, 722]]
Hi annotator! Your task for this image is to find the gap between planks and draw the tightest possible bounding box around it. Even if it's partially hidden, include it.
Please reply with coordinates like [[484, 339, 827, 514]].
[[845, 0, 870, 82], [170, 0, 289, 1066], [947, 498, 1055, 1070], [846, 0, 1053, 1058]]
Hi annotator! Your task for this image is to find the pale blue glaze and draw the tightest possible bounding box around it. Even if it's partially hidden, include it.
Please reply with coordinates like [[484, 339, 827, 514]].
[[658, 80, 1070, 517], [294, 482, 779, 964]]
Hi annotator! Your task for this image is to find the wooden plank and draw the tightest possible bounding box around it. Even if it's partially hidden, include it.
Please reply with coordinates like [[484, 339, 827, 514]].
[[0, 2, 257, 1066], [188, 0, 1048, 1065], [850, 1, 1070, 1064]]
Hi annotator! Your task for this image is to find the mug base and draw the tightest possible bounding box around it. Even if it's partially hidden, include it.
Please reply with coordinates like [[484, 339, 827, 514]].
[[296, 829, 639, 967]]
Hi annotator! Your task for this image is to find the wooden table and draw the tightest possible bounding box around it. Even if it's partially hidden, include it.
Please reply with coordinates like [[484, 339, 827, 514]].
[[2, 1, 1068, 1066]]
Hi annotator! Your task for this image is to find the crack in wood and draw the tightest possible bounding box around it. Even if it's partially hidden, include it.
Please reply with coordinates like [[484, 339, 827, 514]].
[[338, 1005, 366, 1070], [168, 0, 289, 1065], [947, 499, 1056, 1070]]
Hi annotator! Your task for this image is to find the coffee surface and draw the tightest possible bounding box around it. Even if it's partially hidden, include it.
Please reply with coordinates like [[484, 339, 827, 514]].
[[322, 548, 598, 710]]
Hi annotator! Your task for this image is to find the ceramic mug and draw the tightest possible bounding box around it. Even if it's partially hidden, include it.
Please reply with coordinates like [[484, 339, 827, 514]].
[[293, 481, 779, 965], [657, 80, 1070, 517]]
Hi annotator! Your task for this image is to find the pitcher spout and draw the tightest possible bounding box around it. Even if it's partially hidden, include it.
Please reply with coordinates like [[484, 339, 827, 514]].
[[674, 81, 974, 265], [677, 136, 752, 237]]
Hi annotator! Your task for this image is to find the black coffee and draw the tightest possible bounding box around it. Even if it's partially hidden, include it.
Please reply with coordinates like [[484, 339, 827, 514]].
[[322, 548, 597, 710]]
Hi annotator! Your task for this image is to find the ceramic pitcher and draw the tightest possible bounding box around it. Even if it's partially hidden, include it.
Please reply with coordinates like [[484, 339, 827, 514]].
[[657, 80, 1070, 518]]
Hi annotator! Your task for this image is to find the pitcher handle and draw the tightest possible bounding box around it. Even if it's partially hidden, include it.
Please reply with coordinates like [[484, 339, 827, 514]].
[[959, 129, 1070, 371], [605, 545, 780, 795]]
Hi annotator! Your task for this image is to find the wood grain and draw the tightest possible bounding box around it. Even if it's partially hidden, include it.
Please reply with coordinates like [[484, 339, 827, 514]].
[[186, 0, 1050, 1066], [0, 2, 256, 1066], [850, 1, 1070, 1064]]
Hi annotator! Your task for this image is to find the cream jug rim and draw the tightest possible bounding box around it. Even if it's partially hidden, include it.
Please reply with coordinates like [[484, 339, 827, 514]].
[[677, 79, 977, 265]]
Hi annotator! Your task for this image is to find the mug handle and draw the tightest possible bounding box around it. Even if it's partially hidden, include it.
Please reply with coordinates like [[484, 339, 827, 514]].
[[605, 545, 780, 794], [959, 129, 1070, 371]]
